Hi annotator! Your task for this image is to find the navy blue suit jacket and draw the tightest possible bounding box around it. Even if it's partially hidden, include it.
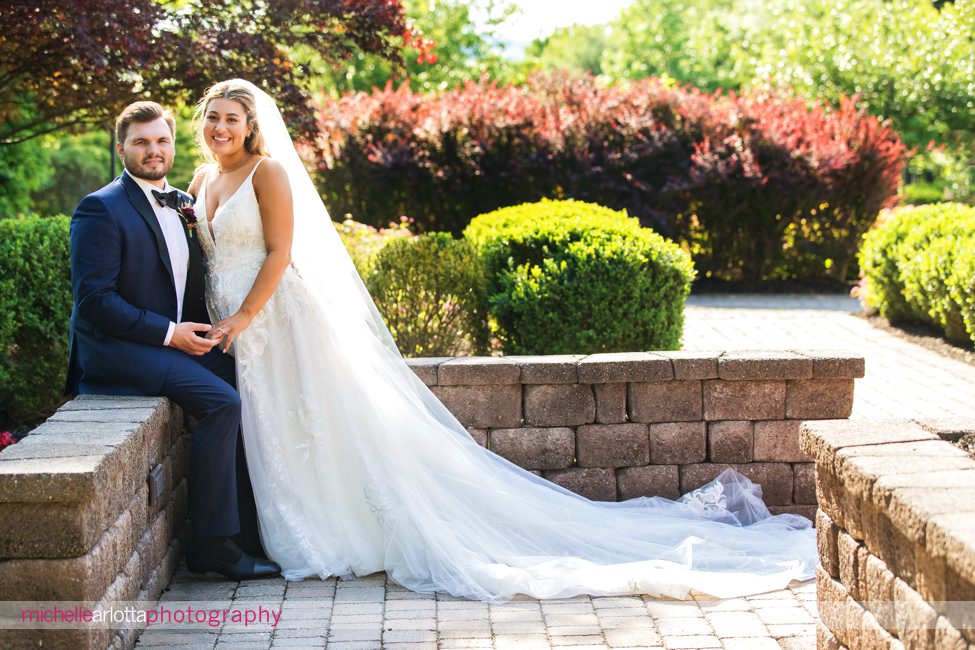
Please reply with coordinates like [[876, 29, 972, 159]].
[[65, 172, 208, 395]]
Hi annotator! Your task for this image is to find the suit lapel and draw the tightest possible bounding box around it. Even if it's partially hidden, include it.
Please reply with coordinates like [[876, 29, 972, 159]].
[[120, 172, 176, 287]]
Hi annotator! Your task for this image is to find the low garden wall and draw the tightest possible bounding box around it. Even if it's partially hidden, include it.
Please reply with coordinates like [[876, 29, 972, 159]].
[[801, 417, 975, 649], [409, 350, 863, 520], [0, 349, 863, 649]]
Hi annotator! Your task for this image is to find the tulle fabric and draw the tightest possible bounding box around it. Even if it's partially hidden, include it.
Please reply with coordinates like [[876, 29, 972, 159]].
[[193, 80, 818, 602]]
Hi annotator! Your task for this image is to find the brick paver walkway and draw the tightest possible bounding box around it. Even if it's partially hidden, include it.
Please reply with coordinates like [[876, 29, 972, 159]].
[[138, 294, 975, 649]]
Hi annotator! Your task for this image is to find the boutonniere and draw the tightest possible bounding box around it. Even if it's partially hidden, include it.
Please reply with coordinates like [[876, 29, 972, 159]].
[[176, 199, 199, 238]]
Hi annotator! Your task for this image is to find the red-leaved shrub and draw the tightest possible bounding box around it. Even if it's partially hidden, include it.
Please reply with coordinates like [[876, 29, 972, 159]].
[[315, 73, 906, 281]]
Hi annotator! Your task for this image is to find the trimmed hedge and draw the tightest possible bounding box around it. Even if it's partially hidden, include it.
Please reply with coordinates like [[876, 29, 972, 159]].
[[0, 216, 72, 427], [857, 203, 975, 344], [365, 233, 490, 357], [315, 72, 906, 282], [465, 199, 695, 354]]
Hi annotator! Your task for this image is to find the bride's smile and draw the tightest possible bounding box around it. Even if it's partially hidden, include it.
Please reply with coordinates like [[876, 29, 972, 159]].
[[204, 98, 253, 160]]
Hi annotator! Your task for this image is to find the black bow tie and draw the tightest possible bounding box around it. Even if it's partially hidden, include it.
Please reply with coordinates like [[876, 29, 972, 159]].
[[151, 189, 181, 209]]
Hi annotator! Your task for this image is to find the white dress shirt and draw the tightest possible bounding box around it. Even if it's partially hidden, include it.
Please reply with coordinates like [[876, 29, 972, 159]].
[[129, 173, 189, 346]]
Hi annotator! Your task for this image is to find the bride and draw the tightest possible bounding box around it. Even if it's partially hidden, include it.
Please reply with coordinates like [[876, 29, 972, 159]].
[[187, 79, 817, 601]]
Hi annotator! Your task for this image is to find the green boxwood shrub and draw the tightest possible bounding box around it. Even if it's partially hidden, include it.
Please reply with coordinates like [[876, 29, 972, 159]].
[[0, 216, 72, 427], [858, 203, 975, 344], [365, 232, 490, 357], [465, 199, 695, 354]]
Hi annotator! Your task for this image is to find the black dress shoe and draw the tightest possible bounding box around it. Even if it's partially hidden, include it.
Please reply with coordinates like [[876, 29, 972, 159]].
[[233, 532, 270, 561], [186, 536, 281, 580]]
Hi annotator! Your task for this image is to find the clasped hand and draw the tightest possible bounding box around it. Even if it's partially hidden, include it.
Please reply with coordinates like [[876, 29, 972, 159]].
[[205, 311, 253, 353]]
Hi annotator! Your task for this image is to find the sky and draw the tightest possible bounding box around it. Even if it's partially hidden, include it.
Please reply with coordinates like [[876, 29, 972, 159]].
[[487, 0, 634, 57]]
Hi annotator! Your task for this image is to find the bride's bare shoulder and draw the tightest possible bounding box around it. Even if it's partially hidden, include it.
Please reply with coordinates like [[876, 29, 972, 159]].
[[252, 157, 289, 191]]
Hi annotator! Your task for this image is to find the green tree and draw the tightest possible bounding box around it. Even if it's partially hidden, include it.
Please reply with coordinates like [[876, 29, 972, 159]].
[[524, 24, 609, 76], [316, 0, 516, 95], [0, 138, 52, 216]]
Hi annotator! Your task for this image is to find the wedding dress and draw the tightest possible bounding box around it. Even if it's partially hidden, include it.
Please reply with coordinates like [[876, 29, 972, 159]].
[[192, 80, 818, 602]]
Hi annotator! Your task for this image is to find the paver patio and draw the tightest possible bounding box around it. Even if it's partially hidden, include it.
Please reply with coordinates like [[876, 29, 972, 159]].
[[137, 294, 974, 649]]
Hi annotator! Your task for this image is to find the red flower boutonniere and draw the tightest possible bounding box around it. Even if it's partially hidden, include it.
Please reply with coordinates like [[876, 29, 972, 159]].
[[176, 200, 199, 238]]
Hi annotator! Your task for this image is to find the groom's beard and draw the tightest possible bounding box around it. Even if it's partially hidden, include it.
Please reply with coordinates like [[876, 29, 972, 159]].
[[121, 152, 172, 182]]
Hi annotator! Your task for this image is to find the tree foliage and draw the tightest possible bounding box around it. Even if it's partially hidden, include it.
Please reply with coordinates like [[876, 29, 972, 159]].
[[0, 0, 424, 145]]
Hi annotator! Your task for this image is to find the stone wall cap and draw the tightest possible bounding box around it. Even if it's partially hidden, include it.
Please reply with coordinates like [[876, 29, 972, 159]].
[[0, 454, 103, 502], [654, 351, 720, 379], [926, 512, 975, 587], [912, 416, 975, 442], [799, 419, 936, 463], [438, 357, 521, 385], [404, 357, 452, 386], [578, 352, 674, 383], [506, 355, 584, 384], [718, 350, 813, 380], [788, 349, 866, 378]]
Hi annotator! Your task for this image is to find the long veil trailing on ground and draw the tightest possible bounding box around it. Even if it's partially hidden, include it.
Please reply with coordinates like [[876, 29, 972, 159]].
[[228, 79, 818, 601]]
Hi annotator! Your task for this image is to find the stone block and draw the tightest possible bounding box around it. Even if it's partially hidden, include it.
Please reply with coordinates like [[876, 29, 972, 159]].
[[404, 357, 450, 386], [913, 416, 975, 442], [524, 384, 594, 427], [431, 384, 521, 428], [576, 424, 649, 468], [466, 428, 488, 447], [926, 512, 975, 596], [893, 576, 938, 649], [616, 465, 680, 500], [789, 349, 865, 378], [654, 350, 720, 379], [817, 509, 840, 578], [786, 379, 854, 419], [577, 352, 672, 383], [543, 468, 617, 501], [679, 462, 793, 505], [594, 383, 627, 424], [943, 564, 975, 641], [707, 421, 753, 463], [934, 615, 968, 650], [649, 422, 706, 464], [794, 463, 816, 505], [438, 357, 520, 385], [734, 463, 794, 506], [914, 541, 947, 604], [753, 420, 811, 462], [136, 504, 173, 589], [61, 394, 168, 410], [799, 419, 936, 465], [837, 530, 862, 601], [703, 380, 785, 420], [863, 552, 896, 633], [48, 406, 160, 424], [507, 355, 584, 384], [718, 350, 812, 380], [887, 487, 975, 550], [816, 565, 859, 649], [488, 427, 574, 470], [816, 620, 842, 650], [629, 380, 702, 422], [0, 504, 136, 601]]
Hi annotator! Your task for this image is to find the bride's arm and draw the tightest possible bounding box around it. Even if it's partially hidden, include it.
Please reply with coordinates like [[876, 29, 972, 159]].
[[187, 165, 208, 199], [210, 158, 294, 352]]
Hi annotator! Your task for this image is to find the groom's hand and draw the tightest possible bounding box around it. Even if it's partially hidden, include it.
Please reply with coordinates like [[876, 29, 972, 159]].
[[169, 322, 220, 355]]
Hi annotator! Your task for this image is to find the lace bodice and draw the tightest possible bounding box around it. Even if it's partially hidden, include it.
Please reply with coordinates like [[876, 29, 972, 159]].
[[195, 160, 268, 323]]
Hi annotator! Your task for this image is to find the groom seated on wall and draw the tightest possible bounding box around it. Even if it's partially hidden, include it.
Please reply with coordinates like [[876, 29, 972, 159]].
[[65, 100, 279, 580]]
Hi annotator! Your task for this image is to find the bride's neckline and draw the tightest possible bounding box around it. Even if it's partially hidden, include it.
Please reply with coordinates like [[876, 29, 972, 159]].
[[203, 158, 265, 221]]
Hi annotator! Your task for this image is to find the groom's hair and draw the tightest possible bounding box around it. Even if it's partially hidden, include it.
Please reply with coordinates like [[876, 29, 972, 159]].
[[116, 102, 176, 144]]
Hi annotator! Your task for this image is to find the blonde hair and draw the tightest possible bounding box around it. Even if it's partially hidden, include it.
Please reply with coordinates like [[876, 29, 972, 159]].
[[194, 80, 270, 162]]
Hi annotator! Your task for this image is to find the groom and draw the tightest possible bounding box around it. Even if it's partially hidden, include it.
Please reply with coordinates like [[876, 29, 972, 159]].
[[65, 101, 279, 581]]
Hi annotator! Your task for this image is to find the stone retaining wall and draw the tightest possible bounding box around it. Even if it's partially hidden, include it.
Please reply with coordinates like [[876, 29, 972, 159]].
[[407, 350, 863, 520], [800, 418, 975, 649], [0, 349, 863, 649], [0, 395, 186, 649]]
